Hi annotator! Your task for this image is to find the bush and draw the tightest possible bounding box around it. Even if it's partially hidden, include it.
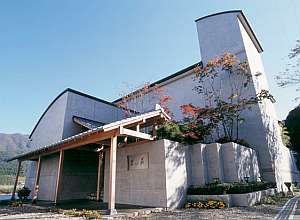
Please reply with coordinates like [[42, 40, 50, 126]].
[[185, 200, 226, 209], [156, 121, 210, 145], [17, 187, 31, 201], [62, 209, 101, 219], [157, 121, 184, 143], [187, 182, 276, 195]]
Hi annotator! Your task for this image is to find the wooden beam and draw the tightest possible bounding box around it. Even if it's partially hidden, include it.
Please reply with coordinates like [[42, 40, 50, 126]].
[[32, 156, 41, 203], [54, 150, 64, 204], [119, 127, 153, 140], [96, 152, 103, 201], [107, 136, 117, 215], [11, 160, 21, 200], [27, 130, 117, 160]]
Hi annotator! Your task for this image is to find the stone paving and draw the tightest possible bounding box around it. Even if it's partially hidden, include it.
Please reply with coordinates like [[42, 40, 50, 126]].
[[275, 196, 299, 220]]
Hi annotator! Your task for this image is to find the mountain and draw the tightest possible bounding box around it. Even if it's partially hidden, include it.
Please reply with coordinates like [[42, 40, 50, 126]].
[[0, 133, 29, 154], [0, 133, 30, 178]]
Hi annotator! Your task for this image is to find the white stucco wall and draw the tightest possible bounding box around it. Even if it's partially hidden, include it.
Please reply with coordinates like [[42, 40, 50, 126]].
[[25, 89, 126, 197], [62, 92, 126, 139], [25, 92, 69, 195], [113, 11, 299, 189]]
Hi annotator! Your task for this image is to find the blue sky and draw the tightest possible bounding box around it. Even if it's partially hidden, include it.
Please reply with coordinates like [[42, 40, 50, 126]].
[[1, 1, 300, 134]]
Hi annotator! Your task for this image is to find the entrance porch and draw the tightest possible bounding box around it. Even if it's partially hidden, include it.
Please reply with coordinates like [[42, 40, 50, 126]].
[[7, 108, 170, 215]]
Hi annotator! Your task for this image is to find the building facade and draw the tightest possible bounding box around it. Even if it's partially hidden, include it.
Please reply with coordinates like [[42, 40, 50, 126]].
[[9, 10, 299, 212]]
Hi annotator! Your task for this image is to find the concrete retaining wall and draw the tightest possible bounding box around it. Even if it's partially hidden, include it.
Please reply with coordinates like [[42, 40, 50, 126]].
[[103, 139, 190, 208], [190, 142, 261, 186], [102, 140, 260, 208], [103, 139, 168, 207], [230, 188, 276, 206]]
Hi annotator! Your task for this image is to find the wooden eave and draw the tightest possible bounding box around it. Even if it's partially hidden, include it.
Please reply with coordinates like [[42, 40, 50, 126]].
[[7, 109, 169, 162]]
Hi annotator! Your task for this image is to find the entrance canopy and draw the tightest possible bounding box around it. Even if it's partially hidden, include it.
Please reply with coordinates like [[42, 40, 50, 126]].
[[8, 106, 170, 215], [8, 107, 170, 162]]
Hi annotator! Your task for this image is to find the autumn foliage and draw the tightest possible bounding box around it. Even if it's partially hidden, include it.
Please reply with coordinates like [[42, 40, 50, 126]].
[[117, 82, 172, 117], [181, 52, 275, 142]]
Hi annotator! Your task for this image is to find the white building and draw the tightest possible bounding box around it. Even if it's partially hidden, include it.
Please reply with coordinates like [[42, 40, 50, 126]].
[[8, 10, 299, 214]]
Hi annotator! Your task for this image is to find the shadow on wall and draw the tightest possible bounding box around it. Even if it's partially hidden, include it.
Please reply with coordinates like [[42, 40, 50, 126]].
[[235, 147, 253, 182], [260, 108, 297, 189], [164, 140, 189, 209]]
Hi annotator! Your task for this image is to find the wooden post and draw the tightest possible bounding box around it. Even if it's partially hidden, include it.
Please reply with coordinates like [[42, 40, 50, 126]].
[[136, 124, 140, 142], [11, 160, 22, 200], [152, 124, 158, 137], [32, 156, 41, 203], [54, 150, 64, 204], [96, 152, 103, 201], [107, 136, 117, 215]]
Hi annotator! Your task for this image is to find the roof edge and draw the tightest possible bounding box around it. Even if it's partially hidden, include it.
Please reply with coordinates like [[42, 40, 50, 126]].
[[113, 62, 202, 103], [195, 10, 263, 53], [195, 10, 243, 22]]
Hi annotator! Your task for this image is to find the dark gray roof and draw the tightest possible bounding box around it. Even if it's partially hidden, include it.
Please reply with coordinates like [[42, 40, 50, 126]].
[[73, 116, 106, 130]]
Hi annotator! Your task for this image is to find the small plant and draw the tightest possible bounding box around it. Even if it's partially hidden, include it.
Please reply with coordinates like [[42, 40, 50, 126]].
[[185, 200, 226, 209], [17, 186, 31, 201], [9, 200, 23, 207], [260, 193, 291, 205], [63, 209, 101, 219]]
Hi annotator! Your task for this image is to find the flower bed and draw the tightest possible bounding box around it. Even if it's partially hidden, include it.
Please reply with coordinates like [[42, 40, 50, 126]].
[[187, 182, 276, 195], [185, 200, 226, 209]]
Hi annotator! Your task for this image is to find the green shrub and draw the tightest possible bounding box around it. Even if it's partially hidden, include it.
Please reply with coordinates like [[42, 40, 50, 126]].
[[156, 121, 210, 145], [216, 137, 250, 147], [157, 121, 184, 143], [17, 187, 31, 201], [187, 182, 276, 195]]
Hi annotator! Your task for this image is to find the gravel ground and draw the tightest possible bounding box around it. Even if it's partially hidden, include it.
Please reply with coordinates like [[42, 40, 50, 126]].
[[0, 198, 288, 220], [0, 204, 82, 219], [136, 205, 280, 219]]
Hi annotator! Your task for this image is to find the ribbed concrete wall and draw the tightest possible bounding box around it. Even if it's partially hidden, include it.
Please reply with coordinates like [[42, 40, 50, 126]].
[[189, 142, 261, 185]]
